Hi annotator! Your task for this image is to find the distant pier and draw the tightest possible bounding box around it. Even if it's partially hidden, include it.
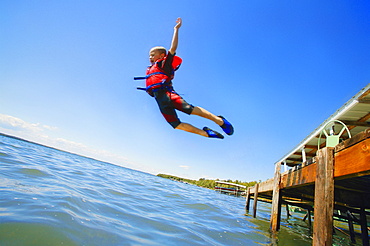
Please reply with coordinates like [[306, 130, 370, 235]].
[[215, 181, 246, 196], [246, 84, 370, 245]]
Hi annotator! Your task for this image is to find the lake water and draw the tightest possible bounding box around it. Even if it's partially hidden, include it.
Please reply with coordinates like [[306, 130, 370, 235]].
[[0, 135, 357, 245]]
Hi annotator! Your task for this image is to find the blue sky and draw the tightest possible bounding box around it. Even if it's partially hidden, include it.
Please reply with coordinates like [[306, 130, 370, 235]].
[[1, 0, 369, 182]]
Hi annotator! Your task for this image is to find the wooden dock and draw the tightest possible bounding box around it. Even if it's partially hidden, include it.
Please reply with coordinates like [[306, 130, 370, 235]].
[[215, 181, 246, 196], [246, 84, 370, 245]]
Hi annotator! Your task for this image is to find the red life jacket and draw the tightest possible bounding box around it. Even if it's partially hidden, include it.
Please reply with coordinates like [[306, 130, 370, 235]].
[[145, 55, 182, 90]]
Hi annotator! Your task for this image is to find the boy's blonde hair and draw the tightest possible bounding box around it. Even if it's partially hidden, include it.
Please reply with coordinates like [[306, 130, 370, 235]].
[[150, 46, 167, 54]]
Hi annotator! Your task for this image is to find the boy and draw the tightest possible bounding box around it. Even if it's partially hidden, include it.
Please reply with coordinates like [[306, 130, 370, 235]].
[[136, 18, 233, 139]]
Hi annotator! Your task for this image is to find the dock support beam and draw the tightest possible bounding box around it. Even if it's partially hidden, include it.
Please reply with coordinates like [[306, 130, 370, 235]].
[[346, 210, 356, 244], [270, 162, 282, 232], [253, 183, 259, 218], [286, 203, 290, 219], [245, 187, 251, 212], [313, 147, 334, 246], [360, 206, 369, 246], [303, 209, 312, 228]]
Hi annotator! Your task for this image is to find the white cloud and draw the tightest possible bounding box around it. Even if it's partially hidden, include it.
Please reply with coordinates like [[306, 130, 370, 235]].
[[0, 114, 57, 133], [0, 113, 137, 171], [55, 137, 88, 149], [179, 165, 190, 170], [42, 124, 58, 131]]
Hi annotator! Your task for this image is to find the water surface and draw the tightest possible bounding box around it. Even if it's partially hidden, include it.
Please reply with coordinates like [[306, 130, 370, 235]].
[[0, 135, 357, 245]]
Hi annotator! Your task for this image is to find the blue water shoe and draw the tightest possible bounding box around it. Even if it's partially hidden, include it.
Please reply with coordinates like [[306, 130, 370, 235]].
[[203, 127, 224, 139], [219, 116, 234, 135]]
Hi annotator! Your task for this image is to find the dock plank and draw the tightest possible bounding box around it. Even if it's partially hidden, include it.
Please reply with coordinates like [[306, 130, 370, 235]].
[[334, 138, 370, 178]]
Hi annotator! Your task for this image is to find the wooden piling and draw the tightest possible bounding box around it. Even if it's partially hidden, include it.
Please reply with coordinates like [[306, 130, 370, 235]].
[[286, 204, 290, 219], [303, 209, 312, 228], [346, 210, 356, 244], [270, 162, 282, 232], [360, 206, 369, 246], [313, 147, 334, 246], [245, 187, 251, 211], [253, 183, 259, 218]]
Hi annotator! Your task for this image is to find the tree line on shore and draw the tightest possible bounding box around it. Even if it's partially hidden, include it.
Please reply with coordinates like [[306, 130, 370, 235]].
[[157, 174, 259, 190]]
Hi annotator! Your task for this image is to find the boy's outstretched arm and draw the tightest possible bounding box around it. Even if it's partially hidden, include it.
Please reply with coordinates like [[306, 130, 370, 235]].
[[169, 18, 182, 55]]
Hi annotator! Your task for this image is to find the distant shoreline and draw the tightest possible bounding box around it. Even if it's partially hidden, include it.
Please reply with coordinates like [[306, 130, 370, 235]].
[[157, 173, 258, 191]]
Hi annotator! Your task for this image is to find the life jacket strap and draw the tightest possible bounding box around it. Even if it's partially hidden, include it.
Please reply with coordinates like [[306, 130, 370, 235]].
[[145, 81, 172, 91], [136, 80, 174, 96], [134, 72, 172, 96], [134, 72, 166, 80]]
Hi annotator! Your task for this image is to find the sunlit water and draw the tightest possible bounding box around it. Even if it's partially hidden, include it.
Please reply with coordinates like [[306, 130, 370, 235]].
[[0, 135, 358, 245]]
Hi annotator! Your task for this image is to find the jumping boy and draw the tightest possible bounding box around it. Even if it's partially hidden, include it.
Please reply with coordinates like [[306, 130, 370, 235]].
[[135, 18, 233, 139]]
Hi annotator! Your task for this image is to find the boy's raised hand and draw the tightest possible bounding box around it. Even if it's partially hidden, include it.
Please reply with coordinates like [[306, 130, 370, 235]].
[[174, 17, 182, 29], [169, 18, 181, 54]]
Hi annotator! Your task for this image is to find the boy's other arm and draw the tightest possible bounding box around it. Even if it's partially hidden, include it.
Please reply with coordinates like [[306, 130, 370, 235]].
[[169, 18, 182, 55]]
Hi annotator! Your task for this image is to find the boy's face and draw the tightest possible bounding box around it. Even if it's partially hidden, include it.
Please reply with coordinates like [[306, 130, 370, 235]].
[[149, 50, 165, 64]]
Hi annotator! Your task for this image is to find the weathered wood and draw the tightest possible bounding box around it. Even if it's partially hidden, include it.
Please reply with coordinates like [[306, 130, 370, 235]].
[[253, 183, 259, 218], [313, 147, 334, 246], [302, 209, 312, 228], [257, 178, 274, 193], [359, 88, 370, 99], [270, 163, 281, 232], [348, 112, 370, 131], [293, 151, 316, 157], [334, 138, 370, 178], [307, 209, 312, 228], [279, 136, 370, 190], [346, 210, 356, 244], [360, 206, 370, 246], [245, 187, 251, 211], [341, 120, 370, 127], [335, 128, 370, 152], [358, 98, 370, 104], [281, 162, 316, 188], [305, 144, 318, 150], [286, 204, 290, 219]]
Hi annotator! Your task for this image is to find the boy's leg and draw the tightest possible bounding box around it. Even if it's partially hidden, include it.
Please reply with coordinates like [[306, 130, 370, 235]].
[[154, 91, 223, 138], [168, 92, 220, 124], [175, 123, 224, 139], [168, 91, 233, 135], [191, 106, 234, 136], [190, 106, 224, 126], [157, 91, 228, 138], [175, 123, 207, 137]]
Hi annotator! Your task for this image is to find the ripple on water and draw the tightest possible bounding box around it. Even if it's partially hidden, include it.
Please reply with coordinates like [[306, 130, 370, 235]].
[[0, 151, 9, 157], [106, 188, 128, 198], [19, 168, 49, 177], [0, 222, 78, 246], [0, 135, 322, 245]]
